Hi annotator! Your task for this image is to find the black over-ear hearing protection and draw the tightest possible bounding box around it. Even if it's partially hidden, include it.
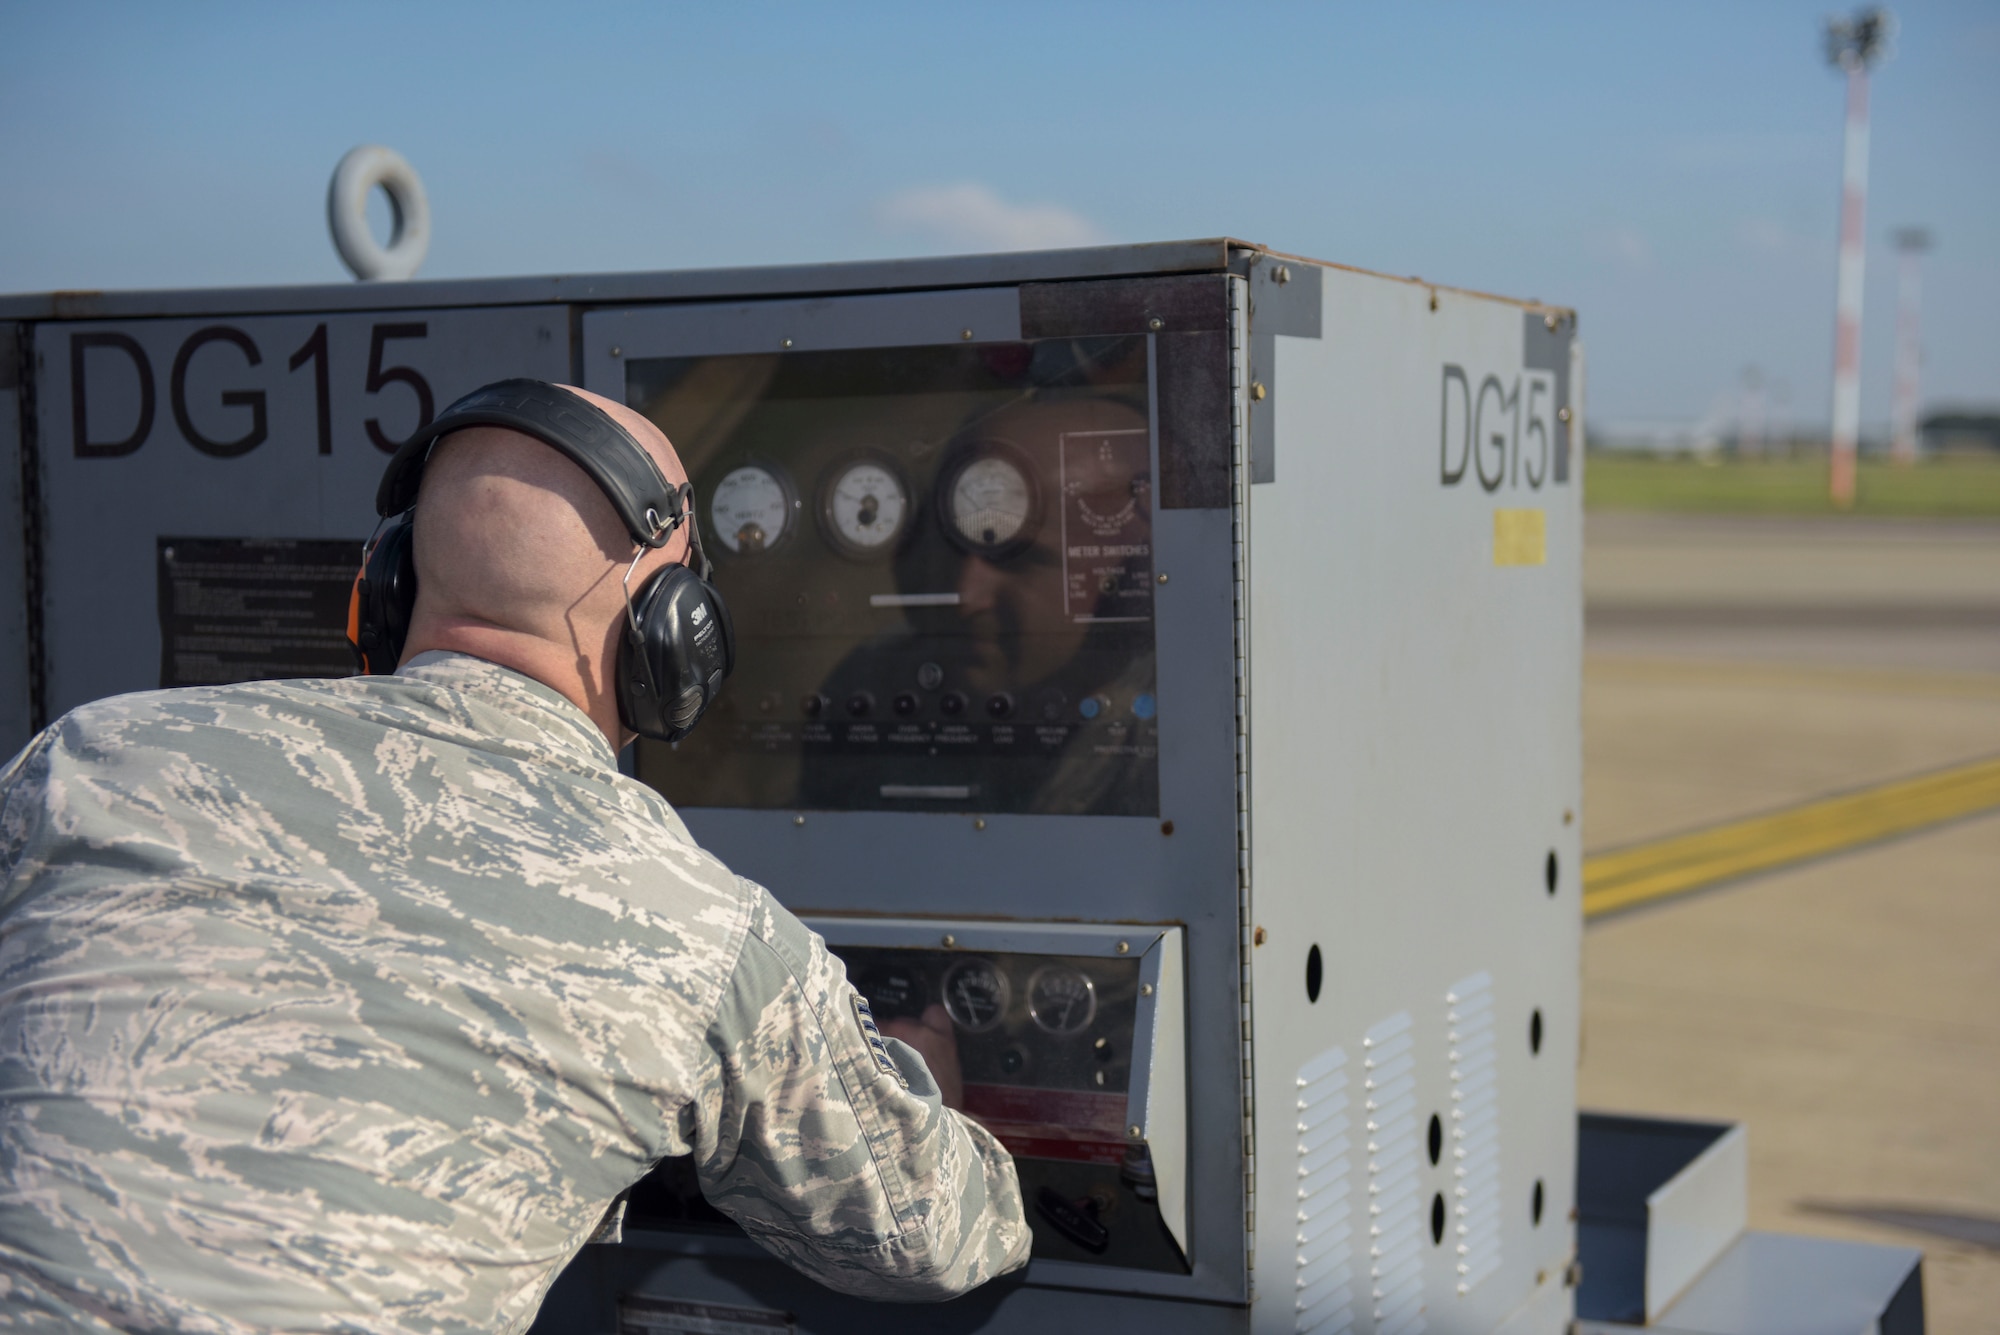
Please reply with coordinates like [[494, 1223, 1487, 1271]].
[[348, 378, 734, 744]]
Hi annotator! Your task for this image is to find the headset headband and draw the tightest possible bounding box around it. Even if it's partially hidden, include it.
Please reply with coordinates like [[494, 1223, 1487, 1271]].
[[377, 378, 683, 549]]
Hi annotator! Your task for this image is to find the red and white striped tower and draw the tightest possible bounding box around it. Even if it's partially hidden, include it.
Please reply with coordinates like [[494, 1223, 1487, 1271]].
[[1890, 228, 1931, 464], [1823, 9, 1891, 507]]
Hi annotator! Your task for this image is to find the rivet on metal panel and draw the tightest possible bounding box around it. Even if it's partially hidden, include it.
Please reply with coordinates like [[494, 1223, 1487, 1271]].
[[1274, 265, 1291, 285], [1253, 926, 1267, 946], [1558, 407, 1573, 423], [1156, 572, 1169, 584], [782, 338, 794, 349], [610, 346, 622, 358], [792, 814, 805, 827], [1140, 983, 1154, 997], [1147, 316, 1164, 332], [973, 818, 986, 831], [1250, 382, 1267, 401], [941, 934, 957, 948], [1563, 809, 1574, 825], [1160, 820, 1175, 836], [1544, 313, 1558, 330], [1428, 289, 1439, 312], [960, 328, 974, 341], [1129, 1124, 1143, 1139], [1115, 940, 1130, 954]]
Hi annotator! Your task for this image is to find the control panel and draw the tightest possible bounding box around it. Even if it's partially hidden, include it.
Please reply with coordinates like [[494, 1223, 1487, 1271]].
[[623, 922, 1188, 1274], [625, 338, 1160, 816]]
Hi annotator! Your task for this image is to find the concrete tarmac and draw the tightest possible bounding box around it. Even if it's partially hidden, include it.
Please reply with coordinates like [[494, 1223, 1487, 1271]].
[[1578, 512, 2000, 1330]]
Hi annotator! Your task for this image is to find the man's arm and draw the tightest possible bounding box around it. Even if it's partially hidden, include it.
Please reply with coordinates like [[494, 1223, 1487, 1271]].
[[689, 882, 1031, 1301]]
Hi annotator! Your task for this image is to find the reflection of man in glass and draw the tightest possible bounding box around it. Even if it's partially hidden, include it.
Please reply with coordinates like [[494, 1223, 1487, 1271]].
[[798, 340, 1159, 817], [951, 401, 1148, 697], [957, 401, 1160, 817]]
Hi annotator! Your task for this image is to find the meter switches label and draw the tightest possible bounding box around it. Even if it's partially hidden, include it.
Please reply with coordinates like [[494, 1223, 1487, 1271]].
[[1059, 429, 1153, 623]]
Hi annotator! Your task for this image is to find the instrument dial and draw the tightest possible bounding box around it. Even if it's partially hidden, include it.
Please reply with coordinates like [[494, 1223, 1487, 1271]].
[[1026, 965, 1097, 1035], [820, 455, 912, 558], [940, 958, 1010, 1033], [709, 464, 795, 555], [940, 444, 1040, 559]]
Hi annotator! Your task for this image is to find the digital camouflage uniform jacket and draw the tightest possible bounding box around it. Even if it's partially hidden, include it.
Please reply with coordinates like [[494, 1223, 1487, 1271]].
[[0, 652, 1030, 1332]]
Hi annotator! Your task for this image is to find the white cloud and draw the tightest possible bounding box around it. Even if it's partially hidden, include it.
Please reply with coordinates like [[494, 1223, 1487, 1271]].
[[876, 183, 1104, 251], [1736, 217, 1832, 263], [1589, 227, 1654, 269], [1737, 217, 1791, 254]]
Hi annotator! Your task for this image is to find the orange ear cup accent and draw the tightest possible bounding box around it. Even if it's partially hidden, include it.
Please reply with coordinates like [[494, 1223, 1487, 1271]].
[[346, 569, 369, 673]]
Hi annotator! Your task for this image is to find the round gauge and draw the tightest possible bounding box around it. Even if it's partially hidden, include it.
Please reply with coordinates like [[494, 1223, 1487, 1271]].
[[939, 443, 1040, 560], [940, 958, 1011, 1033], [1026, 965, 1097, 1036], [819, 455, 913, 559], [709, 464, 796, 555]]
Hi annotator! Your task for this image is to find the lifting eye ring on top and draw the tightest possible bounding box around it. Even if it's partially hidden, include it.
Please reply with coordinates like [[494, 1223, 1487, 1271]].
[[327, 145, 431, 282]]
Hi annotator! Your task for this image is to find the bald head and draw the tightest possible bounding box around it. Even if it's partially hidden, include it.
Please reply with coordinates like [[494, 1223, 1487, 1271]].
[[400, 385, 692, 745]]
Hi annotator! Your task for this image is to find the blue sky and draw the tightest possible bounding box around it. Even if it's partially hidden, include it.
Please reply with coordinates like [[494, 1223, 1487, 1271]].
[[2, 1, 1994, 430]]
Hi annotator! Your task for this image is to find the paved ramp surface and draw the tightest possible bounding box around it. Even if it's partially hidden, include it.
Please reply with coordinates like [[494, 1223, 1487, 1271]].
[[1578, 512, 2000, 1329]]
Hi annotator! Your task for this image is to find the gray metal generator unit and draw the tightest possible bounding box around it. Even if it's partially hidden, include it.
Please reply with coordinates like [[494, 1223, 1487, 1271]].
[[0, 240, 1922, 1335]]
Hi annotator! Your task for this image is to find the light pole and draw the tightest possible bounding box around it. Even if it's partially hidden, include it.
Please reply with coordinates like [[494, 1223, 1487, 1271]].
[[1890, 228, 1931, 464], [1823, 8, 1892, 507]]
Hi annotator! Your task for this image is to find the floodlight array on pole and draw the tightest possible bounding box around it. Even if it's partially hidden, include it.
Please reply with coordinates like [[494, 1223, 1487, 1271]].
[[1890, 227, 1931, 464], [1823, 7, 1892, 507]]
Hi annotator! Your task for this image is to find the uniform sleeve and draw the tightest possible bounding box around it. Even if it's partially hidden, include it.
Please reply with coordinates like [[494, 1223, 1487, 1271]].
[[0, 727, 56, 892], [688, 882, 1031, 1301]]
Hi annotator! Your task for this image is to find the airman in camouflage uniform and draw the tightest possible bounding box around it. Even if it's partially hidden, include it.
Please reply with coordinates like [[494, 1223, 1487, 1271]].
[[0, 388, 1030, 1331]]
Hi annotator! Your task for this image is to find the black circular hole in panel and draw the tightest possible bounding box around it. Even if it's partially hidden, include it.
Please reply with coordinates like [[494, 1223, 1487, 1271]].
[[1427, 1113, 1443, 1166], [1430, 1192, 1446, 1245], [1304, 944, 1323, 1004], [1532, 1178, 1546, 1225], [1546, 850, 1559, 895], [1530, 1008, 1544, 1055]]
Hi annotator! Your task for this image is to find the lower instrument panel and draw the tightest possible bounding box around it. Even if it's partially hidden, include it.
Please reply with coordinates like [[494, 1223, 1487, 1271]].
[[623, 922, 1189, 1275]]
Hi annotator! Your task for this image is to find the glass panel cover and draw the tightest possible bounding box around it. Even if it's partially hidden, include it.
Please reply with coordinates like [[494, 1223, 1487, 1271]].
[[627, 338, 1159, 817]]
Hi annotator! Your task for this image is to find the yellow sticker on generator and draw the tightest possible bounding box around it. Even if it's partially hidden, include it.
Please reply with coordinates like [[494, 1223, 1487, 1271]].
[[1493, 509, 1546, 566]]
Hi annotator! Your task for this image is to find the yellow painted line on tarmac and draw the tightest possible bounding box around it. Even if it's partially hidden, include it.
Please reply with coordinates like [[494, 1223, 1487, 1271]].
[[1585, 655, 2000, 701], [1582, 754, 2000, 919]]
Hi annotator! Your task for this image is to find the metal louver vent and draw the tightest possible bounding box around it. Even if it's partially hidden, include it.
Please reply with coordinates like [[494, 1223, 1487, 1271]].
[[1362, 1012, 1426, 1335], [1294, 1044, 1355, 1335], [1445, 972, 1502, 1295]]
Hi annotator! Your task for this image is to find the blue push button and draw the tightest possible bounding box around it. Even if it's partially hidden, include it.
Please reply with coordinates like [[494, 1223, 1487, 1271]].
[[1132, 693, 1157, 720], [1078, 697, 1102, 720]]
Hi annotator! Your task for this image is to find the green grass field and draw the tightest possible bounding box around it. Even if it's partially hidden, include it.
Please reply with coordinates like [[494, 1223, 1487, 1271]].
[[1584, 453, 2000, 518]]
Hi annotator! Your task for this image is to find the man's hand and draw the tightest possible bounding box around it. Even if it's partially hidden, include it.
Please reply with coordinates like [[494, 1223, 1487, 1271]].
[[879, 1003, 964, 1110]]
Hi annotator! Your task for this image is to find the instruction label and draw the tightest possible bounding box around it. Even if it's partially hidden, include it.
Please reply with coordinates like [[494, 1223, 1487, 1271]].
[[156, 537, 361, 687]]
